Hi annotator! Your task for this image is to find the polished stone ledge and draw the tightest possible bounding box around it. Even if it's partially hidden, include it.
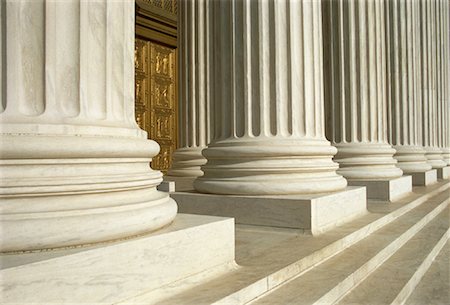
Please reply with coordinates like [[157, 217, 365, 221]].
[[348, 175, 412, 202], [411, 170, 438, 186], [172, 187, 367, 235], [0, 214, 235, 304], [437, 166, 450, 180]]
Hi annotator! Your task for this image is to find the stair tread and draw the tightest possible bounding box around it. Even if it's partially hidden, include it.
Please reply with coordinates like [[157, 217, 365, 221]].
[[252, 192, 449, 305], [338, 207, 449, 305], [405, 241, 450, 305], [125, 181, 450, 305]]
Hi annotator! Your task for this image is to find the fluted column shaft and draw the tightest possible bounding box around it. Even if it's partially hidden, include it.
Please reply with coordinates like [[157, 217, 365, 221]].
[[0, 0, 177, 252], [438, 0, 450, 165], [194, 0, 347, 195], [168, 0, 212, 177], [385, 0, 431, 173], [421, 0, 446, 168], [323, 0, 403, 180]]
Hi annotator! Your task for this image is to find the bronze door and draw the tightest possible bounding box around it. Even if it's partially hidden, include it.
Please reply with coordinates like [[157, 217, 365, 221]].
[[135, 0, 177, 174]]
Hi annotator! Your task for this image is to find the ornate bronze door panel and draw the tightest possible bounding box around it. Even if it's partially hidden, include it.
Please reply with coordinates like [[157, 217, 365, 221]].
[[135, 0, 177, 174]]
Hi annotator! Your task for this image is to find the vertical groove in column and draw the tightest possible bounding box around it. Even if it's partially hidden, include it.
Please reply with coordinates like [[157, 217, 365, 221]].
[[106, 0, 125, 122], [56, 0, 80, 117], [0, 0, 3, 113], [82, 0, 107, 120], [386, 0, 430, 173], [5, 0, 45, 116], [250, 0, 260, 137], [195, 0, 346, 195], [197, 0, 206, 146], [323, 0, 402, 180], [123, 0, 135, 127]]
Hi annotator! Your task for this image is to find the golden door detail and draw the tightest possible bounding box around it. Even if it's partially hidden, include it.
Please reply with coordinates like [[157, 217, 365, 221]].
[[135, 38, 177, 173]]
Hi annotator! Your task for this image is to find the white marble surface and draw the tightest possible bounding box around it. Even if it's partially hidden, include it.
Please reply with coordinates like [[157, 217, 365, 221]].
[[385, 0, 432, 174], [194, 0, 347, 195], [174, 187, 367, 234], [339, 210, 450, 305], [124, 181, 450, 305], [0, 214, 235, 304], [168, 0, 211, 178], [405, 241, 450, 305], [252, 190, 449, 305], [348, 175, 412, 202], [411, 169, 438, 186], [437, 166, 450, 180], [0, 0, 177, 252], [323, 0, 403, 181]]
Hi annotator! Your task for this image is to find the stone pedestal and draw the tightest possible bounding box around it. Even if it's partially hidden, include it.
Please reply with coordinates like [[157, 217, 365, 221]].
[[173, 187, 366, 235], [437, 166, 450, 180], [411, 170, 438, 186], [0, 214, 235, 304], [322, 0, 410, 201], [348, 176, 412, 202]]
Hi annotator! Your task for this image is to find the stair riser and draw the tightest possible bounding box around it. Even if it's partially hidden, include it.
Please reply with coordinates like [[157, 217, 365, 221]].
[[236, 184, 450, 305], [392, 228, 450, 305], [315, 198, 450, 305]]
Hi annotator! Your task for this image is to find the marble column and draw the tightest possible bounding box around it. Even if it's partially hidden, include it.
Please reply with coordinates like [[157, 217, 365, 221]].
[[438, 0, 450, 166], [421, 0, 446, 169], [323, 0, 403, 181], [167, 0, 211, 178], [385, 0, 431, 174], [0, 0, 177, 252], [194, 0, 347, 195]]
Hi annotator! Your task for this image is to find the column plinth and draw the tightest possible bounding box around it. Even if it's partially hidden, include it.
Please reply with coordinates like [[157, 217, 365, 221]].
[[193, 0, 347, 195], [0, 0, 177, 252]]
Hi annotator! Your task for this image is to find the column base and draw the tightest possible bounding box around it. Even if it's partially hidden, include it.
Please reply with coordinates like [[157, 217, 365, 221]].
[[437, 166, 450, 180], [347, 176, 412, 202], [172, 187, 367, 235], [0, 134, 177, 252], [0, 214, 235, 304], [411, 170, 438, 186]]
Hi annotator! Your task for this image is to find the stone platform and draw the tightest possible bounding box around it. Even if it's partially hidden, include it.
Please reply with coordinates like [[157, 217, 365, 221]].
[[0, 214, 235, 304], [411, 170, 438, 186], [437, 166, 450, 180], [172, 187, 367, 235], [348, 175, 412, 202]]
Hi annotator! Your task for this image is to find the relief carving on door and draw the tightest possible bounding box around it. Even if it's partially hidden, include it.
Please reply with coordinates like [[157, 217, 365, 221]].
[[135, 39, 177, 174]]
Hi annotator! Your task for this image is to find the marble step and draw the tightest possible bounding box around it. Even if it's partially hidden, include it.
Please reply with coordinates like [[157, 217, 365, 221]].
[[122, 181, 450, 305], [337, 207, 450, 305], [405, 241, 450, 305], [250, 190, 450, 305]]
